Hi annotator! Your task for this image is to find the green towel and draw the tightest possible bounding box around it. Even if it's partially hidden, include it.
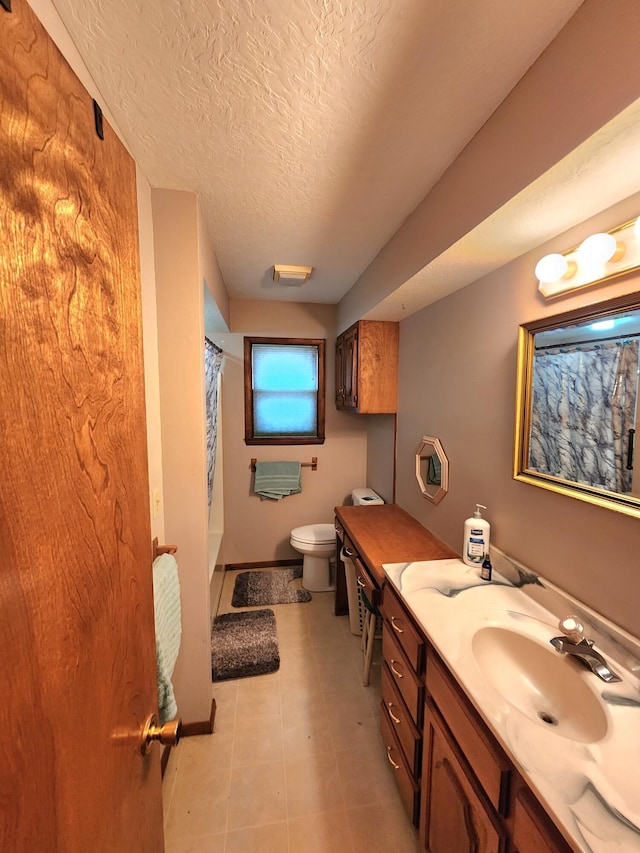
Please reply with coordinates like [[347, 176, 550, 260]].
[[153, 553, 182, 723], [427, 454, 441, 485], [254, 461, 302, 500]]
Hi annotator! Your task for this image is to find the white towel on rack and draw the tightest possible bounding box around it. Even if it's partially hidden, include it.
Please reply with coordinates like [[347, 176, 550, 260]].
[[152, 553, 182, 723]]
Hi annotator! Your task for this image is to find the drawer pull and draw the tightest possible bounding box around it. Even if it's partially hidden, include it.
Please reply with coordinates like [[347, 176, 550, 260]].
[[386, 746, 400, 770], [356, 576, 365, 588], [343, 546, 353, 558], [390, 660, 403, 679], [390, 616, 404, 634], [388, 703, 401, 724]]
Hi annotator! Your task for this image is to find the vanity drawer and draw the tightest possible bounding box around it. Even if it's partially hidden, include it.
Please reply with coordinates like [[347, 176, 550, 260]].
[[382, 584, 424, 672], [426, 651, 510, 816], [353, 553, 379, 607], [381, 665, 422, 776], [380, 700, 420, 826], [382, 629, 424, 728]]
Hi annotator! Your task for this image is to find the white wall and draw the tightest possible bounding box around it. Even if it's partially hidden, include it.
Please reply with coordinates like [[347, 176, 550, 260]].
[[365, 415, 396, 504], [152, 189, 211, 725], [211, 300, 368, 565], [137, 170, 165, 541]]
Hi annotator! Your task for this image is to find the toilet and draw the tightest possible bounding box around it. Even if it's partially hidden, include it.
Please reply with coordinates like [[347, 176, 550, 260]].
[[290, 523, 336, 592]]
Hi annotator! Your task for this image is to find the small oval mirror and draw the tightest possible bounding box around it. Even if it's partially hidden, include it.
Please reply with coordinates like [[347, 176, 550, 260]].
[[416, 436, 449, 504]]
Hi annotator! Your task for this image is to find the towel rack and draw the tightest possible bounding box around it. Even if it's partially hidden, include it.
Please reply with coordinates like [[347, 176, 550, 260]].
[[250, 457, 317, 472], [152, 537, 178, 561]]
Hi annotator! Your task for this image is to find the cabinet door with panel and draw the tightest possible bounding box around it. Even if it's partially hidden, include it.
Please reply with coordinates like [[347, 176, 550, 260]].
[[335, 324, 358, 409], [421, 702, 505, 853], [335, 320, 398, 413], [512, 789, 573, 853]]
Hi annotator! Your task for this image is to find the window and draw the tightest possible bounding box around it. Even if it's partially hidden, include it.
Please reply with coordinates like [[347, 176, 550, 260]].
[[244, 337, 325, 445]]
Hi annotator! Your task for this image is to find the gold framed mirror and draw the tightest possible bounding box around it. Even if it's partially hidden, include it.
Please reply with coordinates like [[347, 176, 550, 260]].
[[514, 292, 640, 518], [416, 436, 449, 504]]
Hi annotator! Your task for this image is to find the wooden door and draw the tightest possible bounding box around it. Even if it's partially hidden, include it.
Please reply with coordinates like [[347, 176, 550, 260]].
[[335, 335, 344, 407], [512, 789, 571, 853], [0, 1, 164, 850], [342, 325, 358, 409]]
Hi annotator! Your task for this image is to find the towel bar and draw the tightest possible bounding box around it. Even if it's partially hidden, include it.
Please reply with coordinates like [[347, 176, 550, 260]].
[[152, 537, 178, 561], [250, 457, 317, 472]]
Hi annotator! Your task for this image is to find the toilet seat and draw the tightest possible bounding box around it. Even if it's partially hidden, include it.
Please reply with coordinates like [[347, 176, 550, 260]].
[[290, 523, 335, 545]]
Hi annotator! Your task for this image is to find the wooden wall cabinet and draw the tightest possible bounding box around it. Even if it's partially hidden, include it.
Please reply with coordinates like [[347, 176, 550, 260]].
[[335, 320, 398, 413]]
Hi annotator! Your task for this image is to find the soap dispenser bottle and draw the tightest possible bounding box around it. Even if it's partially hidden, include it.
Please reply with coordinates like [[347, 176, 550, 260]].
[[463, 504, 490, 567]]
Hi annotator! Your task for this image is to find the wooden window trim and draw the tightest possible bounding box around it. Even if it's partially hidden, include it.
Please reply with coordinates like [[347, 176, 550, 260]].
[[244, 336, 326, 445]]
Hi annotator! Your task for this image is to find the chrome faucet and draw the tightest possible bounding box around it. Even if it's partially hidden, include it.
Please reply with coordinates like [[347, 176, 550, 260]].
[[550, 616, 622, 683]]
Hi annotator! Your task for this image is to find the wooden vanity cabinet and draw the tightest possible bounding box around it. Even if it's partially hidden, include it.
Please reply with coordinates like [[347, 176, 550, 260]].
[[375, 580, 573, 852], [352, 550, 379, 609], [333, 515, 575, 850], [335, 320, 398, 413], [382, 626, 424, 727], [379, 583, 425, 826], [335, 527, 380, 621], [422, 648, 572, 853], [381, 665, 422, 775], [380, 698, 421, 824], [421, 648, 510, 852], [426, 653, 511, 816]]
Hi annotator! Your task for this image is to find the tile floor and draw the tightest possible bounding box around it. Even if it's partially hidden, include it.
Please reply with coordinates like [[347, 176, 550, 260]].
[[162, 567, 420, 852]]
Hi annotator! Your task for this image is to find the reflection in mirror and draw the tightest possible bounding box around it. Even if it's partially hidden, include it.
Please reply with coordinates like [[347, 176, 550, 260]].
[[416, 436, 449, 504], [514, 293, 640, 518]]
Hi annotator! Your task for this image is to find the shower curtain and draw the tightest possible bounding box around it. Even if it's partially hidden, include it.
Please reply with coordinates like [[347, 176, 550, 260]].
[[205, 339, 223, 513], [529, 339, 639, 493]]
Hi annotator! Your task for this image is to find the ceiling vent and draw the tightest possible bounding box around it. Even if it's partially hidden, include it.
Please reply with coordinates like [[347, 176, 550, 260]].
[[273, 264, 313, 285]]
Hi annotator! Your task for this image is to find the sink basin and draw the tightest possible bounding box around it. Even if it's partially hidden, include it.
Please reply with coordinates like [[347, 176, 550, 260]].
[[471, 626, 609, 742]]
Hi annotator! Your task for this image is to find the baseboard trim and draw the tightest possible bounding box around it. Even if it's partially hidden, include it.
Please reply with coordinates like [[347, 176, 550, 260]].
[[160, 700, 217, 778], [225, 559, 302, 570], [180, 698, 217, 738], [161, 744, 172, 778]]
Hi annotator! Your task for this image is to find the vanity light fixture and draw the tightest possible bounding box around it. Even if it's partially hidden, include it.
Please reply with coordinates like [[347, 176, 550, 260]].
[[273, 264, 313, 285], [535, 215, 640, 298]]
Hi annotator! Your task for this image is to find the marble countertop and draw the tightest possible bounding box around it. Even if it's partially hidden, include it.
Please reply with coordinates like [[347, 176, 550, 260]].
[[382, 557, 640, 852]]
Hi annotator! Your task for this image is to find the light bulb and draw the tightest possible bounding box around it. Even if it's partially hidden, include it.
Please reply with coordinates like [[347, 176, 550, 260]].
[[577, 232, 618, 266], [535, 254, 570, 283]]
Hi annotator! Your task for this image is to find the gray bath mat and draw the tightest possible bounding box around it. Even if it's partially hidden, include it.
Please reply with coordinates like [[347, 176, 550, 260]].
[[231, 567, 311, 607], [211, 609, 279, 682]]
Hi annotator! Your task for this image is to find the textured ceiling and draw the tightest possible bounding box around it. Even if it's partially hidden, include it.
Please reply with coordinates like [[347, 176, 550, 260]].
[[51, 0, 585, 308]]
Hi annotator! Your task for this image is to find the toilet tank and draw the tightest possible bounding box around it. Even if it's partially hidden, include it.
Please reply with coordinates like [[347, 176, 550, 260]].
[[351, 487, 384, 506]]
